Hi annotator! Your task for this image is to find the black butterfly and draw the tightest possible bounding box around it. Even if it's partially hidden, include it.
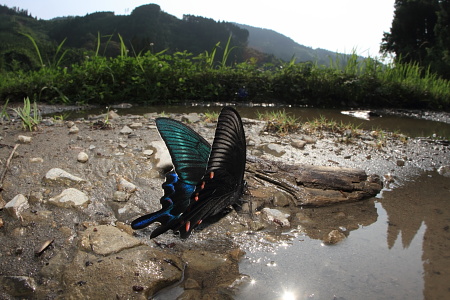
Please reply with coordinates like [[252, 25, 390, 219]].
[[132, 107, 246, 239]]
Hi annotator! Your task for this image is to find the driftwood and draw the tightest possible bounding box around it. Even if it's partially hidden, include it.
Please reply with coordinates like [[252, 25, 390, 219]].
[[245, 156, 382, 207]]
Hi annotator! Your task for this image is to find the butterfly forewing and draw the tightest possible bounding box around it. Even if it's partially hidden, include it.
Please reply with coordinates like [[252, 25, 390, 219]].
[[156, 118, 211, 185], [131, 118, 211, 231]]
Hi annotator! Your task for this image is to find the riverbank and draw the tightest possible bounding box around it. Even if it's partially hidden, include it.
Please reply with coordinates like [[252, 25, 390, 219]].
[[0, 109, 449, 299]]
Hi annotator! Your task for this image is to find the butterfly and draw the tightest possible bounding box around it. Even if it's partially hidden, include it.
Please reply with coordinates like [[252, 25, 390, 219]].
[[131, 107, 246, 239], [131, 117, 211, 230]]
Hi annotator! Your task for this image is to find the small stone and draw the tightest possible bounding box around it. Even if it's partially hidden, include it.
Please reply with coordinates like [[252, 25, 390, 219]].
[[113, 191, 129, 202], [66, 121, 75, 128], [79, 225, 141, 255], [302, 135, 316, 144], [142, 149, 154, 156], [30, 157, 44, 163], [291, 139, 306, 149], [182, 113, 201, 123], [17, 135, 32, 143], [0, 193, 5, 209], [5, 194, 30, 219], [108, 110, 120, 119], [323, 229, 346, 244], [69, 125, 79, 134], [129, 122, 143, 129], [28, 191, 44, 203], [77, 152, 89, 163], [117, 177, 137, 193], [344, 155, 351, 159], [48, 188, 90, 208], [272, 191, 291, 207], [44, 168, 87, 185], [1, 276, 36, 297], [150, 141, 172, 169], [396, 159, 405, 167], [261, 208, 290, 227], [262, 143, 286, 157], [0, 218, 3, 228], [120, 125, 133, 135], [437, 165, 450, 177], [118, 143, 128, 149]]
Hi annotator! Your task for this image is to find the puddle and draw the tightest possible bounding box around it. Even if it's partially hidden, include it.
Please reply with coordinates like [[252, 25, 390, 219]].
[[236, 171, 449, 300]]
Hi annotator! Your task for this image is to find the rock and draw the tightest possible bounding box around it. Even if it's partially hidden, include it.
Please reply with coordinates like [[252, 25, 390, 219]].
[[79, 225, 141, 255], [301, 135, 316, 144], [29, 157, 44, 163], [44, 168, 87, 185], [68, 125, 79, 134], [437, 165, 450, 177], [119, 125, 133, 135], [48, 188, 90, 208], [323, 229, 346, 244], [142, 149, 154, 157], [184, 278, 201, 289], [272, 191, 291, 207], [0, 218, 3, 228], [113, 191, 129, 202], [182, 113, 201, 123], [5, 194, 30, 219], [261, 208, 290, 227], [17, 135, 32, 143], [0, 276, 36, 297], [291, 139, 306, 149], [77, 151, 89, 163], [149, 141, 172, 169], [396, 159, 405, 167], [262, 143, 286, 157], [28, 191, 44, 203], [66, 121, 75, 128], [61, 245, 182, 299], [116, 176, 137, 193], [129, 122, 143, 129], [108, 110, 120, 119]]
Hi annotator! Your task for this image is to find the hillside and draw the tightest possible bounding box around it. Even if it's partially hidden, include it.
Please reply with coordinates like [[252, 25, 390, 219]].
[[1, 3, 349, 71], [235, 23, 341, 65]]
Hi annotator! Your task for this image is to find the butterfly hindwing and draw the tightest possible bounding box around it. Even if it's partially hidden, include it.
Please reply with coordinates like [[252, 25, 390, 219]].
[[175, 107, 247, 238], [131, 118, 211, 231]]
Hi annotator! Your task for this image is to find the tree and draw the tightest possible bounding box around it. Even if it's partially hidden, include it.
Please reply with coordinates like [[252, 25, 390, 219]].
[[381, 0, 450, 79]]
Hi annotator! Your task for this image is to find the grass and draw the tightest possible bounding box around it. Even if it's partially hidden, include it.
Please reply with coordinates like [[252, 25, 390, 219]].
[[203, 110, 219, 122], [12, 97, 41, 131], [257, 109, 301, 134], [1, 99, 10, 121]]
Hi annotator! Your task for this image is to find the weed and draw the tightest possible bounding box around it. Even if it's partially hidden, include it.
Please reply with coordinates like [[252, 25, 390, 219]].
[[1, 99, 10, 121], [203, 110, 219, 122], [258, 110, 300, 134], [12, 97, 41, 131]]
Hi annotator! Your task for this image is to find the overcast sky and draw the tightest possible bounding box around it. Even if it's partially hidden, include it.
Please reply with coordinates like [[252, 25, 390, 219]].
[[2, 0, 395, 57]]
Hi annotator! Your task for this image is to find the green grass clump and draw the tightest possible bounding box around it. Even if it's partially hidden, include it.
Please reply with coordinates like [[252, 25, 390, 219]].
[[258, 110, 301, 135], [203, 110, 219, 122], [12, 97, 41, 131]]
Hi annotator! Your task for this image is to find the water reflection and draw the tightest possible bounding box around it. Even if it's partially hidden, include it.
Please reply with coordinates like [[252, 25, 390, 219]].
[[238, 172, 450, 299], [380, 171, 450, 300]]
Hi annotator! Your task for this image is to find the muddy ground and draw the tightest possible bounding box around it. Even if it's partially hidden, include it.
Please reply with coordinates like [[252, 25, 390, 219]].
[[0, 106, 449, 299]]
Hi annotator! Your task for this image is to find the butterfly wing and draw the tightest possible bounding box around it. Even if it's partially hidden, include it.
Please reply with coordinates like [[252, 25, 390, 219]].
[[153, 107, 246, 239], [131, 118, 211, 230]]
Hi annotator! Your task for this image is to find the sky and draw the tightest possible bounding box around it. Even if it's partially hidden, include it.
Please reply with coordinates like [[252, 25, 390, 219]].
[[2, 0, 395, 57]]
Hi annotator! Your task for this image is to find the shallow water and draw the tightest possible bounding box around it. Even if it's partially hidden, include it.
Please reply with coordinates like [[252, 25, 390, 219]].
[[70, 105, 450, 139], [237, 171, 449, 300]]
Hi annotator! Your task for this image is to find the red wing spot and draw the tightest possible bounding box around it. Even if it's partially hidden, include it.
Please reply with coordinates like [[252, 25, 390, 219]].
[[194, 193, 199, 201], [209, 171, 215, 179], [197, 219, 202, 225], [185, 221, 191, 232]]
